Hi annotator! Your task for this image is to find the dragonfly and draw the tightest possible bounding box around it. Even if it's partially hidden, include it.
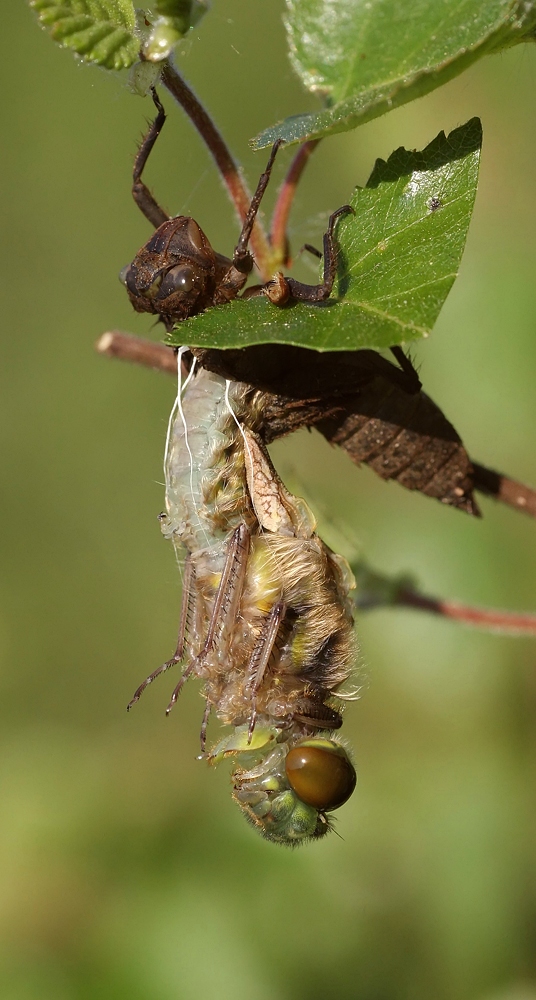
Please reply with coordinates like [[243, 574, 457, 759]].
[[123, 89, 358, 843], [127, 359, 357, 843]]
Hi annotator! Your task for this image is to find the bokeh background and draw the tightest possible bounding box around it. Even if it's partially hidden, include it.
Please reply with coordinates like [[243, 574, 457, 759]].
[[2, 3, 536, 998]]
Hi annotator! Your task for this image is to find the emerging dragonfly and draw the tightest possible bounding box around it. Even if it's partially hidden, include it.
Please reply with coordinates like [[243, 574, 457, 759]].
[[123, 90, 358, 844]]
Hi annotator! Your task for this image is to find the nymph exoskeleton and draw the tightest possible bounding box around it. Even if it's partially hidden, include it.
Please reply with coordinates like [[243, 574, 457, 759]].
[[124, 90, 358, 843], [120, 89, 353, 327], [120, 91, 485, 518]]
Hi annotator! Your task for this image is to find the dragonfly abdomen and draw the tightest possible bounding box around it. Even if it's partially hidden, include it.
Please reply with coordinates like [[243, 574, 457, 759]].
[[164, 368, 254, 551]]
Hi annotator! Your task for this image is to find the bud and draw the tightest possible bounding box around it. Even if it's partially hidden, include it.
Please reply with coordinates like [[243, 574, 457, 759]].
[[142, 2, 210, 63]]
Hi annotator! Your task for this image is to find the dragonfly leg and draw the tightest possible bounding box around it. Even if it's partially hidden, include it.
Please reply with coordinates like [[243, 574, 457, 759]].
[[162, 659, 197, 717], [265, 205, 354, 304], [165, 523, 250, 715], [199, 522, 250, 658], [126, 556, 196, 711], [247, 601, 287, 743], [199, 699, 211, 753], [299, 243, 323, 260], [232, 140, 283, 273], [214, 142, 284, 305], [132, 87, 170, 229], [389, 345, 422, 394], [292, 704, 343, 730]]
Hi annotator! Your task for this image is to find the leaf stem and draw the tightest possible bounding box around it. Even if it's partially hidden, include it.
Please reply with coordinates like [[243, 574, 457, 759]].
[[160, 62, 272, 280], [472, 461, 536, 519], [394, 588, 536, 637], [269, 139, 320, 268]]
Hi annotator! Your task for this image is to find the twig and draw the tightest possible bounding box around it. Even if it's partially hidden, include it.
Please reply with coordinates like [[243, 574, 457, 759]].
[[472, 461, 536, 519], [160, 63, 272, 280], [95, 331, 536, 525], [395, 587, 536, 636], [269, 139, 320, 268], [353, 563, 536, 636], [96, 331, 177, 374]]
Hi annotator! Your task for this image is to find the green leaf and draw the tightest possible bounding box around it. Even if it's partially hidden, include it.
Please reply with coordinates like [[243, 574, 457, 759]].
[[166, 119, 481, 353], [252, 0, 536, 148], [30, 0, 139, 70]]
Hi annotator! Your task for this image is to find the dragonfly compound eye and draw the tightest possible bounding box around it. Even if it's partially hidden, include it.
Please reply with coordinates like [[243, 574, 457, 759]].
[[285, 739, 356, 811], [120, 261, 162, 300], [158, 264, 195, 298], [118, 264, 130, 286]]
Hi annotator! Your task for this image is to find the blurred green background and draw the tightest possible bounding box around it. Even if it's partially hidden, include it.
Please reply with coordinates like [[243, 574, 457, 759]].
[[2, 4, 536, 998]]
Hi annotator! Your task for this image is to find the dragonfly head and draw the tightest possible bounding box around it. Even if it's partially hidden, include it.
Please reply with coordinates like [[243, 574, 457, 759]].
[[209, 727, 356, 845], [120, 216, 220, 329]]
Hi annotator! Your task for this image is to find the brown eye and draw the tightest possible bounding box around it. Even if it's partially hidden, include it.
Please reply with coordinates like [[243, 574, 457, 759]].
[[285, 740, 356, 811], [158, 264, 195, 298]]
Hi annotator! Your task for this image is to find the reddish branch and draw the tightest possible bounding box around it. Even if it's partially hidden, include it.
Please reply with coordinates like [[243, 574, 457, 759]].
[[160, 66, 320, 280], [394, 588, 536, 636], [270, 139, 320, 268], [161, 63, 272, 280]]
